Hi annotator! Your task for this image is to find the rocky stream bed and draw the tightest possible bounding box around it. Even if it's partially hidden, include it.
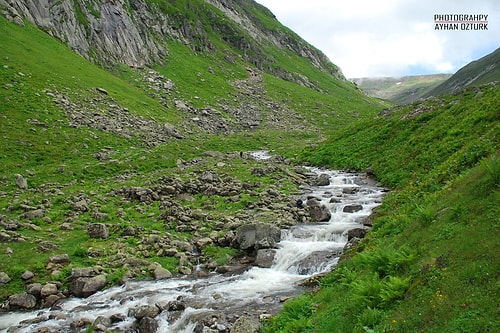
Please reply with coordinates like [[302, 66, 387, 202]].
[[0, 151, 386, 333]]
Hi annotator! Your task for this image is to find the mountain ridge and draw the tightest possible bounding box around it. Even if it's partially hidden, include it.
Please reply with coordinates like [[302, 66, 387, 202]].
[[0, 0, 344, 85], [352, 74, 451, 104], [423, 47, 500, 97]]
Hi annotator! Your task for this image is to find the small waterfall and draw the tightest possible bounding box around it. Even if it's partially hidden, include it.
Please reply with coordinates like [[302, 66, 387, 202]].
[[0, 155, 386, 333]]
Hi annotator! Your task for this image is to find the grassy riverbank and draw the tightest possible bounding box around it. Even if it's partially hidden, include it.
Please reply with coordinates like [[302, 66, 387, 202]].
[[264, 82, 499, 332]]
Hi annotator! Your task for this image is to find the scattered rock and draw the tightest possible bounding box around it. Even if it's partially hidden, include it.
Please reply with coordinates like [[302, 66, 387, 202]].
[[15, 174, 28, 190], [70, 274, 107, 297], [49, 254, 71, 265], [21, 270, 34, 280], [40, 283, 59, 298], [153, 266, 172, 280], [96, 87, 108, 95], [21, 209, 44, 220], [8, 292, 37, 309], [87, 223, 109, 238], [26, 283, 42, 297], [0, 272, 11, 285], [231, 316, 261, 333]]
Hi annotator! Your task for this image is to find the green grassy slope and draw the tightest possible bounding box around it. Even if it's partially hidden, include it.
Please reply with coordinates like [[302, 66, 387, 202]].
[[264, 82, 499, 332], [0, 11, 385, 301]]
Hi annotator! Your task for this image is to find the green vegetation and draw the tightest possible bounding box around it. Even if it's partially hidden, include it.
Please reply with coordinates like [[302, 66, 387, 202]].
[[1, 2, 498, 332], [0, 11, 384, 302], [264, 83, 499, 332]]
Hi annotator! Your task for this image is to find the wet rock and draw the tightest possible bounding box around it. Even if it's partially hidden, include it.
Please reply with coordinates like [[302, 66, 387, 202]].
[[42, 294, 64, 308], [342, 187, 359, 195], [178, 266, 192, 275], [110, 313, 127, 323], [165, 300, 186, 311], [138, 316, 159, 333], [131, 305, 160, 320], [231, 316, 261, 333], [343, 204, 363, 213], [347, 227, 370, 240], [255, 249, 276, 268], [306, 198, 331, 222], [311, 173, 330, 186], [8, 292, 37, 309], [233, 223, 281, 250], [93, 315, 112, 329], [296, 250, 341, 275], [87, 223, 109, 238]]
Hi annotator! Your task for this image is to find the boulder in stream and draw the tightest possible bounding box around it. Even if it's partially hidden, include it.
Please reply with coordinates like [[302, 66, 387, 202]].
[[233, 223, 281, 250], [305, 198, 331, 222], [255, 249, 276, 268]]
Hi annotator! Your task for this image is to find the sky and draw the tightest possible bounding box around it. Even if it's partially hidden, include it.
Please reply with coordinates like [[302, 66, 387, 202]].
[[255, 0, 499, 78]]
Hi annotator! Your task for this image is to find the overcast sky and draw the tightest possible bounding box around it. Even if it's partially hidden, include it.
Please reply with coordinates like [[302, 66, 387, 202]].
[[255, 0, 499, 78]]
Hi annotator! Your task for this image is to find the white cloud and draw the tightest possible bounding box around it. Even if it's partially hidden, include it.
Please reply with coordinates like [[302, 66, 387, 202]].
[[256, 0, 499, 77]]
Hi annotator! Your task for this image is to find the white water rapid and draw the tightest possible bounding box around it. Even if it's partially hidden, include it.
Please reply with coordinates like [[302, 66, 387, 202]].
[[0, 152, 386, 333]]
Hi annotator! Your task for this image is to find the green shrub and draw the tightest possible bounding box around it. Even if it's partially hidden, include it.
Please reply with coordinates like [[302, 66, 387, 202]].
[[263, 295, 315, 333], [411, 203, 437, 226], [482, 155, 500, 188], [354, 246, 416, 279]]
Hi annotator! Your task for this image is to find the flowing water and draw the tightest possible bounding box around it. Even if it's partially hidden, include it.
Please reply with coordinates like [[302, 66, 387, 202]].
[[0, 153, 386, 332]]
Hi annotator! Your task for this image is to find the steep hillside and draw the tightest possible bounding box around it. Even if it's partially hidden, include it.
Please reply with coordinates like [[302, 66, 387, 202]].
[[424, 47, 500, 97], [0, 0, 385, 311], [352, 74, 451, 104], [0, 0, 343, 84], [265, 82, 499, 332], [1, 1, 497, 332]]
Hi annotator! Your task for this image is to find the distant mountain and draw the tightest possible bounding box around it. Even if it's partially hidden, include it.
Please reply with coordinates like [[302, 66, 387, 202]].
[[423, 47, 500, 97], [352, 74, 451, 104]]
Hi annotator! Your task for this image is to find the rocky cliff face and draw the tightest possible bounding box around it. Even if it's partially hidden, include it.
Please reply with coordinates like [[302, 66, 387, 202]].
[[0, 0, 344, 82]]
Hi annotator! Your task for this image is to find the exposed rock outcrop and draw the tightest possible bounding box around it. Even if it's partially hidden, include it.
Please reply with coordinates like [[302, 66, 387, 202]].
[[0, 0, 345, 85]]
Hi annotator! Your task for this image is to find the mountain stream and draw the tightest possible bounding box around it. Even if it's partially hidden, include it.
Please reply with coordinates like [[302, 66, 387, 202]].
[[0, 152, 386, 332]]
